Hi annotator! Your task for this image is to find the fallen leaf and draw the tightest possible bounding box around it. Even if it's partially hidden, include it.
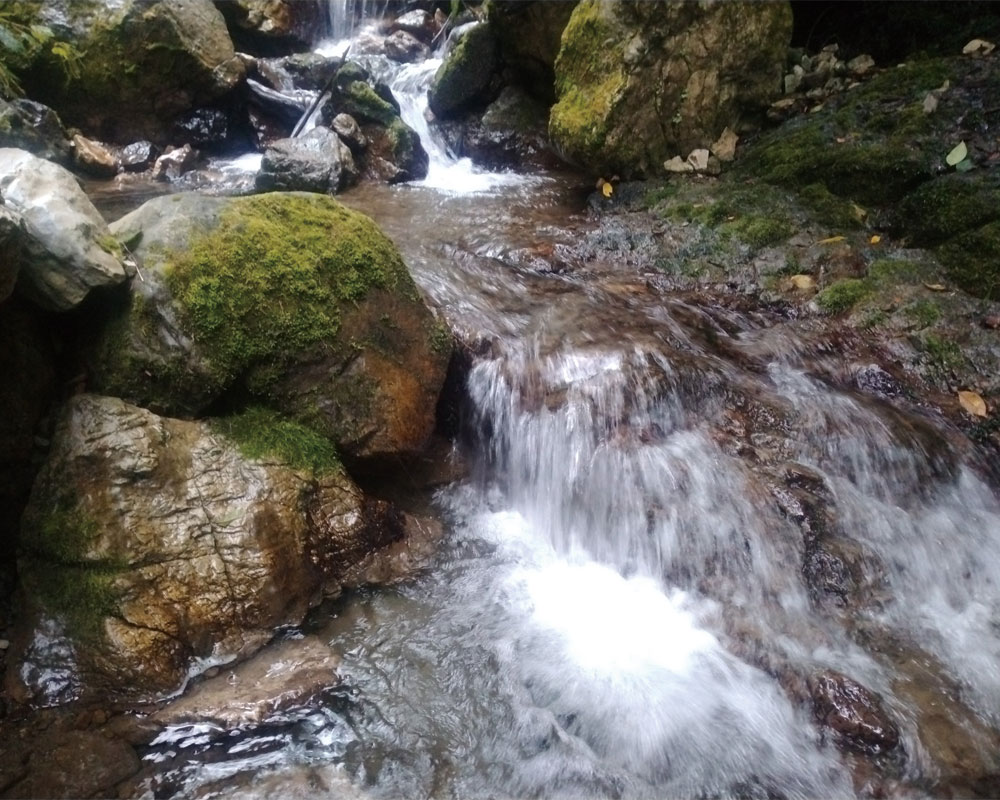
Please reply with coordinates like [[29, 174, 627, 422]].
[[963, 38, 996, 55], [817, 235, 846, 244], [602, 181, 614, 198], [956, 158, 975, 173], [924, 282, 947, 291], [922, 93, 938, 114], [851, 203, 868, 222], [958, 390, 988, 417], [789, 274, 816, 290], [946, 141, 968, 166], [870, 235, 882, 244]]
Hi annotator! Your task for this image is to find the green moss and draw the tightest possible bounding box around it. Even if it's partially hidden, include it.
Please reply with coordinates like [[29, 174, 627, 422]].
[[164, 193, 408, 386], [936, 221, 1000, 300], [429, 318, 454, 356], [899, 175, 1000, 247], [97, 233, 123, 258], [723, 216, 795, 251], [816, 279, 873, 313], [212, 406, 341, 476], [31, 501, 99, 564], [342, 80, 398, 126], [903, 298, 941, 328], [919, 332, 966, 372], [549, 0, 625, 166], [867, 258, 924, 286], [798, 183, 864, 230]]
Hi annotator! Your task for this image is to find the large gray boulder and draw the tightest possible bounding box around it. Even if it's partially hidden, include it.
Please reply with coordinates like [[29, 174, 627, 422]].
[[549, 0, 792, 177], [0, 148, 128, 311], [0, 99, 73, 166], [256, 126, 359, 194], [9, 394, 440, 702], [90, 192, 451, 464]]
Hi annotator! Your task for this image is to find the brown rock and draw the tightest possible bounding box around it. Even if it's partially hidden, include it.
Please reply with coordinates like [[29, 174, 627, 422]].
[[8, 730, 140, 799], [808, 669, 900, 754], [982, 315, 1000, 330], [71, 134, 117, 178]]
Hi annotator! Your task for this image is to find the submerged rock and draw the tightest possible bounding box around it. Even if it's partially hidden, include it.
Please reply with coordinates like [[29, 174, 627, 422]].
[[0, 148, 128, 311], [549, 0, 791, 176], [10, 394, 435, 702], [256, 126, 358, 194], [808, 670, 900, 755], [90, 192, 451, 464]]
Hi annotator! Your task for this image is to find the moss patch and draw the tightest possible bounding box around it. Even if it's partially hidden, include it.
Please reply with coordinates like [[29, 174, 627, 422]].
[[899, 174, 1000, 247], [164, 193, 409, 386], [936, 221, 1000, 301], [816, 278, 873, 314], [212, 406, 341, 476]]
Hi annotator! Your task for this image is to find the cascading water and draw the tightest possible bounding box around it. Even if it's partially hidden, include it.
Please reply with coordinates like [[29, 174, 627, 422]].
[[133, 10, 1000, 800]]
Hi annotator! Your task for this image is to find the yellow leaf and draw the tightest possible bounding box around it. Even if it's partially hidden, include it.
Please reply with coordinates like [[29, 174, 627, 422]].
[[924, 283, 947, 292], [602, 182, 614, 198], [870, 235, 882, 244], [789, 274, 815, 290], [958, 390, 988, 417], [946, 141, 968, 166], [817, 235, 846, 245]]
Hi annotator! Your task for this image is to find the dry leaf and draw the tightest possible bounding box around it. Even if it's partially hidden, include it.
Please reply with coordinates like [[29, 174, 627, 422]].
[[963, 38, 996, 55], [870, 235, 882, 244], [924, 283, 947, 292], [958, 390, 988, 417], [946, 141, 968, 166], [789, 274, 816, 290], [817, 235, 846, 244], [602, 182, 614, 198]]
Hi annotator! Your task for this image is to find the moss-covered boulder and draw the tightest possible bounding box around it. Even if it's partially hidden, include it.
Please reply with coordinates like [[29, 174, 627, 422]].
[[89, 192, 451, 464], [22, 0, 245, 144], [427, 22, 498, 118], [8, 394, 434, 703], [549, 0, 791, 177]]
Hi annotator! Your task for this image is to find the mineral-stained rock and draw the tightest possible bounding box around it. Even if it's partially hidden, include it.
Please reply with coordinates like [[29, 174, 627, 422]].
[[9, 394, 438, 702]]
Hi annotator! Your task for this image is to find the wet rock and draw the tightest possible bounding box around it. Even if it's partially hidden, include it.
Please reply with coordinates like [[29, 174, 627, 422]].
[[490, 1, 575, 103], [0, 148, 128, 311], [384, 30, 429, 63], [428, 22, 498, 118], [151, 144, 199, 181], [0, 207, 22, 304], [3, 729, 140, 799], [808, 669, 900, 754], [172, 107, 231, 151], [0, 99, 72, 166], [853, 363, 905, 400], [152, 637, 340, 729], [10, 394, 435, 701], [390, 10, 437, 44], [550, 1, 791, 176], [331, 113, 367, 154], [118, 141, 160, 173], [26, 0, 246, 145], [70, 134, 116, 178], [215, 0, 323, 55], [90, 192, 450, 463], [848, 53, 876, 76], [256, 126, 358, 194]]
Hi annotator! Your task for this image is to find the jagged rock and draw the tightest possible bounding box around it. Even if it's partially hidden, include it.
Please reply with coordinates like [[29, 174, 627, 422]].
[[0, 148, 128, 311], [172, 107, 231, 151], [489, 0, 576, 103], [0, 99, 72, 166], [89, 192, 450, 463], [119, 141, 160, 173], [427, 22, 498, 118], [9, 394, 439, 702], [549, 0, 791, 177], [390, 10, 436, 44], [70, 134, 116, 178], [151, 144, 199, 181], [214, 0, 324, 55], [256, 126, 358, 194], [331, 113, 367, 154]]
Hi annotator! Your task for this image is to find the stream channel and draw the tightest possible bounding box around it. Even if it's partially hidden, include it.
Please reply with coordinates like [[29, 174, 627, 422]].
[[91, 17, 1000, 800]]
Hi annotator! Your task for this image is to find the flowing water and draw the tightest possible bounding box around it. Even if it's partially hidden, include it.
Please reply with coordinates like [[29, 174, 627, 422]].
[[129, 20, 1000, 800]]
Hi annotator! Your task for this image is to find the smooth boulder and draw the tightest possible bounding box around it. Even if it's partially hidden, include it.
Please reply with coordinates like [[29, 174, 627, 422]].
[[10, 394, 434, 702], [427, 22, 498, 118], [90, 192, 451, 463], [0, 148, 128, 311], [549, 0, 792, 176]]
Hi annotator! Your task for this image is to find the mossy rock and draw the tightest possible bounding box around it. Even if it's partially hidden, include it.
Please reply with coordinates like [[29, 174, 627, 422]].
[[90, 192, 451, 463], [427, 21, 498, 118], [549, 0, 791, 177], [897, 172, 1000, 248], [937, 220, 1000, 301]]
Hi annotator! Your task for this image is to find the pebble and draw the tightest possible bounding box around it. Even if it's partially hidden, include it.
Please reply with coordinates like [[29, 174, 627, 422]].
[[982, 315, 1000, 329], [0, 638, 9, 650]]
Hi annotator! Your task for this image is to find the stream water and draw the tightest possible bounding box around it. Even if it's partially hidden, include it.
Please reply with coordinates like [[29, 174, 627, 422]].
[[120, 19, 1000, 800]]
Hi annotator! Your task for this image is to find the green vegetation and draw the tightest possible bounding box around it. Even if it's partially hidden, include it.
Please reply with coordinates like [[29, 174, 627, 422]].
[[899, 175, 1000, 247], [815, 278, 872, 313], [342, 80, 398, 126], [725, 216, 795, 251], [0, 3, 81, 99], [903, 298, 941, 328], [936, 221, 1000, 301], [212, 407, 341, 476], [165, 193, 408, 386], [919, 332, 966, 373]]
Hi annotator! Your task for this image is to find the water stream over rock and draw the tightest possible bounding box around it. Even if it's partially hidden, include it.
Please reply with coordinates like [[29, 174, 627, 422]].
[[97, 21, 1000, 800]]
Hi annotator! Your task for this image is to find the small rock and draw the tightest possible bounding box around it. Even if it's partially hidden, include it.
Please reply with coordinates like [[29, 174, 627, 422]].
[[982, 315, 1000, 329], [390, 9, 435, 44], [788, 274, 816, 291], [664, 155, 693, 173], [119, 140, 160, 172], [847, 53, 875, 75], [923, 93, 939, 114], [71, 134, 117, 178], [331, 113, 367, 154], [384, 30, 429, 63], [686, 148, 710, 172], [0, 638, 9, 649], [710, 127, 739, 162], [809, 670, 900, 754], [963, 38, 996, 56], [784, 72, 803, 95], [151, 144, 198, 182]]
